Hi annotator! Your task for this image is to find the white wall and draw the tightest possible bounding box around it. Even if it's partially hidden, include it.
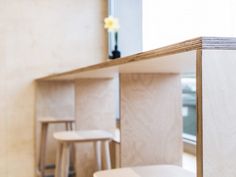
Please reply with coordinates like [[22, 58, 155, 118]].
[[143, 0, 236, 50], [114, 0, 143, 57]]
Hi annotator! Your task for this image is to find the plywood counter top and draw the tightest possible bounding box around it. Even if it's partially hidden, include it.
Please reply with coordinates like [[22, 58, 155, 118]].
[[36, 37, 236, 81]]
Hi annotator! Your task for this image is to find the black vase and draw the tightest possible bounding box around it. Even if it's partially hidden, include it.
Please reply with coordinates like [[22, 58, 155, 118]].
[[110, 45, 121, 59]]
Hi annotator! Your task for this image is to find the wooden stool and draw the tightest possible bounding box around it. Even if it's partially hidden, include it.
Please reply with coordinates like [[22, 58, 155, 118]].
[[54, 130, 113, 177], [94, 165, 196, 177], [37, 118, 75, 177]]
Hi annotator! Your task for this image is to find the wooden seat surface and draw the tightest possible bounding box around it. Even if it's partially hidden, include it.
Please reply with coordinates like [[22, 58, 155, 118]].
[[54, 130, 113, 142], [94, 165, 196, 177], [38, 117, 75, 123]]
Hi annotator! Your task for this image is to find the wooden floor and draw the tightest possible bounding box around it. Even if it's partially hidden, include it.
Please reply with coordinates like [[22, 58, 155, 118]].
[[183, 153, 196, 173]]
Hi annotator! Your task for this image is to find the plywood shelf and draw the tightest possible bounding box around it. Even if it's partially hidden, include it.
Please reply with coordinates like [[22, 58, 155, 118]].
[[37, 37, 236, 81], [35, 37, 236, 177]]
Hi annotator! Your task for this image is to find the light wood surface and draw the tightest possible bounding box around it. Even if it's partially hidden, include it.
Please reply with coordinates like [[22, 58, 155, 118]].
[[201, 50, 236, 177], [94, 165, 195, 177], [196, 50, 203, 177], [110, 129, 121, 168], [54, 130, 114, 142], [54, 130, 113, 177], [37, 118, 74, 177], [37, 37, 236, 81], [0, 0, 108, 176], [120, 73, 183, 167], [74, 78, 116, 177], [75, 79, 116, 131], [38, 51, 197, 80], [36, 81, 75, 175], [36, 81, 75, 118], [38, 122, 48, 177], [31, 37, 236, 177], [38, 117, 75, 123]]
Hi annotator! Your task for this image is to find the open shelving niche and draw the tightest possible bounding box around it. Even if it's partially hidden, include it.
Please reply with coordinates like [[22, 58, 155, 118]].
[[36, 37, 236, 177]]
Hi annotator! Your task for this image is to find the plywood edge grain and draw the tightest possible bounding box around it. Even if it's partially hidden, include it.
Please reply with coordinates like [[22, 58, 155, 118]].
[[196, 50, 203, 177], [202, 37, 236, 50], [36, 37, 236, 81]]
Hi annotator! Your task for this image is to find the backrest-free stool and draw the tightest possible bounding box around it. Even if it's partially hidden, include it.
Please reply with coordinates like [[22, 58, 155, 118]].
[[94, 165, 195, 177], [37, 117, 75, 177], [54, 130, 113, 177]]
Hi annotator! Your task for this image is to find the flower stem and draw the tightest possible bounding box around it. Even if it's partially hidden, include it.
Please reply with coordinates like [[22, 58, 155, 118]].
[[114, 32, 118, 50]]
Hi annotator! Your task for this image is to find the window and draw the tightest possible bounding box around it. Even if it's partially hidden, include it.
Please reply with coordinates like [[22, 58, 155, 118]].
[[182, 75, 196, 142]]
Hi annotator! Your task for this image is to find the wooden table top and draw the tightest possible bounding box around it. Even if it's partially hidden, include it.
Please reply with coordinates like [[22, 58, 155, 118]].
[[94, 165, 195, 177], [36, 37, 236, 81], [53, 130, 114, 142]]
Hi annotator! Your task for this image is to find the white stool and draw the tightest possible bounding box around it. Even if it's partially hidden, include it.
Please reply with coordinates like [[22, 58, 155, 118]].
[[54, 130, 113, 177], [94, 165, 196, 177]]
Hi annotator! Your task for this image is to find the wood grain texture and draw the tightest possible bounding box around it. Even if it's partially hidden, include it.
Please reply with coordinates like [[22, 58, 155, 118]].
[[120, 74, 183, 167], [54, 130, 113, 142], [37, 119, 74, 177], [38, 51, 197, 80], [36, 81, 75, 172], [0, 69, 7, 176], [75, 78, 116, 177], [94, 165, 195, 177], [201, 50, 236, 177], [38, 37, 236, 81], [196, 50, 203, 177], [0, 0, 108, 176], [36, 81, 75, 118]]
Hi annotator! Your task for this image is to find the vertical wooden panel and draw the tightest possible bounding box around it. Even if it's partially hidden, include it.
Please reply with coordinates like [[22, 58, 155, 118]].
[[36, 81, 75, 170], [196, 50, 203, 177], [0, 0, 108, 176], [0, 63, 7, 177], [202, 50, 236, 177], [36, 81, 75, 118], [75, 78, 116, 177], [120, 73, 183, 167]]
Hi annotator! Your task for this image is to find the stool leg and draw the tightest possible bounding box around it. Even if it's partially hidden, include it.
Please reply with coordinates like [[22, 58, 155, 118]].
[[65, 122, 74, 131], [69, 122, 73, 130], [70, 143, 76, 172], [65, 123, 70, 131], [61, 143, 71, 177], [38, 123, 48, 177], [95, 141, 102, 171], [104, 140, 111, 170], [55, 142, 63, 177]]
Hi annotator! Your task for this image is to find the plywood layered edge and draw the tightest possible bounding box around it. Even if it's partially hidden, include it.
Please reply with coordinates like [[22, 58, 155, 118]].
[[36, 37, 236, 81], [196, 50, 203, 177]]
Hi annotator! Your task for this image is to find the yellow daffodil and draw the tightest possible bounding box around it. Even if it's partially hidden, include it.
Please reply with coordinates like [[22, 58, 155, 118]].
[[104, 16, 120, 32]]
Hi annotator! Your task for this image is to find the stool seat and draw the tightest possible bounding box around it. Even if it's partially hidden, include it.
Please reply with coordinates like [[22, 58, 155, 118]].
[[54, 130, 113, 177], [54, 130, 113, 142], [39, 117, 75, 123], [94, 165, 196, 177]]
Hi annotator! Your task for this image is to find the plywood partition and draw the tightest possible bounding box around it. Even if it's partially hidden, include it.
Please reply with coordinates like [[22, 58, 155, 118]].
[[120, 73, 183, 167], [36, 81, 75, 118], [36, 81, 75, 170], [75, 78, 116, 177], [200, 50, 236, 177], [0, 0, 108, 175]]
